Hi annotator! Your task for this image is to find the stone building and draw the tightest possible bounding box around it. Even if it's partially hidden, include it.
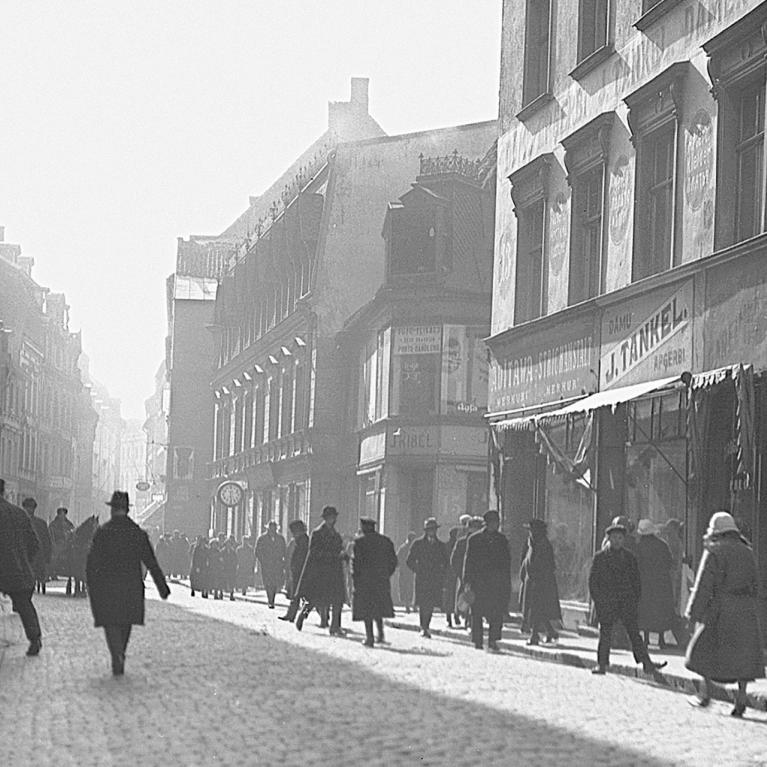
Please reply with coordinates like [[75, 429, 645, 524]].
[[489, 0, 767, 629], [119, 418, 148, 517], [337, 147, 496, 545]]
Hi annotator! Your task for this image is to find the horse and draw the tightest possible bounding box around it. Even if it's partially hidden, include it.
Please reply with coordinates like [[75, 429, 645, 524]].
[[62, 516, 100, 597]]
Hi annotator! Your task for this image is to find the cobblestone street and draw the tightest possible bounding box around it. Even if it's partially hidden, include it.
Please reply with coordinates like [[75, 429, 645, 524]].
[[1, 584, 765, 766]]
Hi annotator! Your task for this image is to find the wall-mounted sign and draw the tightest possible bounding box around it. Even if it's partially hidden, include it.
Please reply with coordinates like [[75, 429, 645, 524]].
[[685, 110, 713, 212], [393, 326, 441, 355], [359, 431, 386, 465], [387, 426, 439, 456], [601, 280, 692, 389]]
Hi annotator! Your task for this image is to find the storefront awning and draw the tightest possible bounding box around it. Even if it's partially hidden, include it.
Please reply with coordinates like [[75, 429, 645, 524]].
[[493, 375, 683, 430]]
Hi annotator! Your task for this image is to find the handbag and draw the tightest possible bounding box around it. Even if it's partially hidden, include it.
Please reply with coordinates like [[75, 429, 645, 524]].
[[456, 586, 475, 614]]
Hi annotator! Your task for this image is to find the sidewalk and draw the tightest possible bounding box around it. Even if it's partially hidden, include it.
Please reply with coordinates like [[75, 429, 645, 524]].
[[384, 609, 767, 712]]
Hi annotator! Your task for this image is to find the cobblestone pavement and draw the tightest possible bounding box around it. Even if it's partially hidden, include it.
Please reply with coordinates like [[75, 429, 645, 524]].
[[1, 584, 766, 767]]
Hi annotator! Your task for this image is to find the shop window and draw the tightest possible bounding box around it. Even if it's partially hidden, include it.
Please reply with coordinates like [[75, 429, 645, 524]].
[[360, 472, 380, 522], [441, 326, 489, 415], [572, 0, 612, 80], [519, 0, 554, 119], [391, 326, 440, 416], [625, 63, 689, 282]]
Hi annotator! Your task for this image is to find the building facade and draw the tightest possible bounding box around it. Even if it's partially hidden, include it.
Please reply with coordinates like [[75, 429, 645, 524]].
[[119, 418, 148, 518], [490, 0, 767, 629], [338, 150, 496, 545]]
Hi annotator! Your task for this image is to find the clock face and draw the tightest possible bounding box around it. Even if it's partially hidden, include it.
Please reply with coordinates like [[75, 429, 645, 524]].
[[219, 482, 242, 507]]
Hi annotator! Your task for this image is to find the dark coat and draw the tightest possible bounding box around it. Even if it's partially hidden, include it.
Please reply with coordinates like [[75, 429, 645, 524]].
[[685, 535, 765, 683], [156, 538, 172, 573], [255, 532, 286, 586], [48, 515, 74, 545], [636, 534, 675, 632], [86, 516, 169, 627], [222, 544, 238, 590], [520, 533, 561, 623], [463, 529, 511, 617], [351, 530, 397, 621], [236, 542, 256, 589], [406, 535, 449, 609], [0, 497, 39, 593], [29, 515, 52, 580], [287, 533, 309, 597], [450, 533, 470, 612], [588, 546, 641, 623], [295, 522, 346, 606], [189, 542, 209, 592], [208, 544, 225, 590], [396, 540, 414, 605]]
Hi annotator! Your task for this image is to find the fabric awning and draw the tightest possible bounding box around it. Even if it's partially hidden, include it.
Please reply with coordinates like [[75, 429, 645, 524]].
[[493, 374, 682, 430]]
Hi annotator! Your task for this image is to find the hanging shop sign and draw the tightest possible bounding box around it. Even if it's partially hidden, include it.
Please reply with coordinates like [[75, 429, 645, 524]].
[[600, 280, 692, 389], [488, 316, 598, 413]]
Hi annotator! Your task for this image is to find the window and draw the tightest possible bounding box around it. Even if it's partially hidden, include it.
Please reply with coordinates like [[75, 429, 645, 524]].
[[576, 0, 610, 69], [521, 0, 553, 110], [391, 326, 440, 416], [734, 81, 765, 241], [358, 328, 391, 427], [625, 63, 689, 282]]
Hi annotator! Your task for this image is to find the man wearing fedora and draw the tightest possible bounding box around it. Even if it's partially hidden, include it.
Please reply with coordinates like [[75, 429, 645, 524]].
[[406, 517, 449, 638], [588, 518, 667, 675], [86, 491, 170, 676]]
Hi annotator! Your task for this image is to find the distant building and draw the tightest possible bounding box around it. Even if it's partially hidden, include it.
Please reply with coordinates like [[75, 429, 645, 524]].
[[119, 418, 147, 517], [138, 360, 169, 529]]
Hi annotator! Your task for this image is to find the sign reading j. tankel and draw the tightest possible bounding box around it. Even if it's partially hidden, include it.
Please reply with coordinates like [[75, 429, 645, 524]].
[[601, 281, 692, 389]]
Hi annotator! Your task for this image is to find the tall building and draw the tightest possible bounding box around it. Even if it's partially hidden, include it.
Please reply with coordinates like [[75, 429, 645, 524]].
[[489, 0, 767, 627]]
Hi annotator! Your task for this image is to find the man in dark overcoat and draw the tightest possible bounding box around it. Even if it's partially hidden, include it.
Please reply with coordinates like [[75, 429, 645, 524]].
[[588, 519, 666, 675], [0, 493, 43, 656], [396, 532, 416, 612], [463, 510, 510, 651], [22, 497, 52, 594], [48, 506, 74, 577], [295, 506, 347, 635], [255, 520, 287, 608], [406, 517, 449, 638], [520, 518, 561, 645], [279, 520, 309, 622], [352, 518, 397, 647], [451, 516, 483, 629], [86, 491, 170, 675], [189, 535, 209, 598]]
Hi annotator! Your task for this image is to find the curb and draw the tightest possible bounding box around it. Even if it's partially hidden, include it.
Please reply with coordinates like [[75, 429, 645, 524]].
[[385, 618, 767, 712]]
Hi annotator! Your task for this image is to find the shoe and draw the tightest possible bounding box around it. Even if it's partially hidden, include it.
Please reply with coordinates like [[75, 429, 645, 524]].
[[375, 637, 386, 644], [730, 702, 746, 718], [420, 629, 431, 639], [295, 612, 305, 631], [488, 641, 500, 653], [268, 604, 274, 609], [26, 638, 42, 657], [526, 636, 540, 646], [112, 654, 125, 676], [642, 660, 668, 673], [591, 666, 607, 675], [190, 590, 195, 597], [202, 592, 208, 599], [362, 638, 374, 647], [277, 615, 293, 622], [687, 695, 711, 708], [329, 628, 347, 637]]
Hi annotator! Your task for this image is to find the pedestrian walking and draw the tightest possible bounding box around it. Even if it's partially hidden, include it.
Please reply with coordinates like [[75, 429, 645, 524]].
[[685, 511, 765, 717], [351, 518, 397, 647], [236, 536, 256, 595], [451, 516, 483, 629], [255, 521, 287, 608], [223, 537, 238, 601], [463, 510, 510, 651], [208, 538, 225, 599], [443, 526, 461, 628], [588, 518, 667, 675], [396, 532, 416, 613], [0, 492, 43, 656], [22, 497, 52, 594], [406, 517, 449, 638], [294, 506, 347, 635], [189, 535, 209, 598], [48, 507, 74, 578], [156, 534, 172, 575], [279, 520, 309, 622], [635, 519, 676, 649], [85, 491, 169, 676], [520, 519, 561, 646]]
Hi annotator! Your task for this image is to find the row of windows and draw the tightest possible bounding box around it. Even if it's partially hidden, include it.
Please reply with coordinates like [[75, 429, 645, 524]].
[[2, 374, 77, 433]]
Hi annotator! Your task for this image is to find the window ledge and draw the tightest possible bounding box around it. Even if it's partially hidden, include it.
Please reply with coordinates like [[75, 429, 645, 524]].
[[569, 43, 615, 82], [515, 92, 554, 123], [634, 0, 682, 32]]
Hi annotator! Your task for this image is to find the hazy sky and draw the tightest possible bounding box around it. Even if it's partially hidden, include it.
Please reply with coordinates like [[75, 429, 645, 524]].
[[1, 1, 501, 420]]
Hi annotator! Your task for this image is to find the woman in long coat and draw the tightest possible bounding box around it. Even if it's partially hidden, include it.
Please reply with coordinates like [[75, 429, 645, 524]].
[[520, 519, 561, 645], [635, 519, 676, 648], [189, 536, 209, 598], [351, 518, 398, 646], [685, 511, 764, 716], [86, 492, 170, 675]]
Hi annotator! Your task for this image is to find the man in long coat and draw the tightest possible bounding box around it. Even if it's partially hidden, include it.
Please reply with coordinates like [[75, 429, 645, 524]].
[[22, 497, 52, 594], [86, 491, 169, 676], [406, 517, 449, 638], [279, 520, 310, 622], [352, 518, 397, 646], [396, 532, 416, 612], [588, 519, 666, 675], [255, 521, 287, 608], [295, 506, 346, 634], [0, 493, 43, 656], [48, 507, 74, 578], [463, 510, 510, 651], [189, 535, 209, 598], [635, 519, 676, 648], [235, 536, 256, 595], [451, 516, 483, 628], [520, 518, 561, 645]]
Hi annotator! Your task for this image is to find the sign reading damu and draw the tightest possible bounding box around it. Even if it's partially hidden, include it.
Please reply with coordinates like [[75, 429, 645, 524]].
[[601, 281, 692, 389]]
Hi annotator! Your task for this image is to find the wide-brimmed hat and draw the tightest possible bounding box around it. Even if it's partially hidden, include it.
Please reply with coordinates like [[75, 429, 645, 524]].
[[706, 511, 739, 537], [637, 519, 657, 536], [321, 505, 338, 519], [423, 517, 439, 530], [105, 491, 131, 511]]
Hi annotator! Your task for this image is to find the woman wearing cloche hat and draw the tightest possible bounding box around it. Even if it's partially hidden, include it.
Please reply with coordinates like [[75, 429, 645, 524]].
[[685, 510, 764, 716]]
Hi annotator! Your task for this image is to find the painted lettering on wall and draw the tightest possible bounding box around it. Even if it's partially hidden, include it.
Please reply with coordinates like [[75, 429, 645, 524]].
[[609, 156, 632, 244], [685, 110, 713, 212]]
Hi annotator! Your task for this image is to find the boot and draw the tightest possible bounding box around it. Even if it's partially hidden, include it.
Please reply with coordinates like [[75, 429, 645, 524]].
[[191, 590, 195, 597], [26, 638, 42, 656]]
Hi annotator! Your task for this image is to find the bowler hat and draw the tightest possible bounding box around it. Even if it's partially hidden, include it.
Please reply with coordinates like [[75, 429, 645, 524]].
[[423, 517, 439, 530], [105, 491, 131, 511], [321, 505, 338, 519], [524, 518, 547, 530]]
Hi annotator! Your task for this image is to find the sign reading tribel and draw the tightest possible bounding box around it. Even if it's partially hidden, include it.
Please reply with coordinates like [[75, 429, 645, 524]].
[[135, 481, 151, 492], [218, 481, 244, 507]]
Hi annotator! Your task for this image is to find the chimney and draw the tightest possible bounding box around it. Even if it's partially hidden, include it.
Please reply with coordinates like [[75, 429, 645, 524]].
[[350, 77, 369, 113]]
